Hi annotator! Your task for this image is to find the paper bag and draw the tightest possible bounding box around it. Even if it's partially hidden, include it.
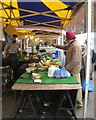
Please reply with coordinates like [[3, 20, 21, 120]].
[[4, 23, 17, 38]]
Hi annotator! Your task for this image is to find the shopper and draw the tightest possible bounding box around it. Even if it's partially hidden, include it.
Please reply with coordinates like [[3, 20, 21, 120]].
[[84, 40, 96, 80], [80, 44, 86, 81], [52, 32, 83, 108], [36, 44, 40, 52]]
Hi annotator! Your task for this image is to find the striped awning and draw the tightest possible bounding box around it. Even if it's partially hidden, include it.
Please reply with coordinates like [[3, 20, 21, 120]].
[[1, 0, 85, 29]]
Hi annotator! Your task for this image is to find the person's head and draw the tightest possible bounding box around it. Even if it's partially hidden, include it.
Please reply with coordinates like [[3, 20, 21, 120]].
[[12, 34, 17, 43], [85, 39, 87, 45], [81, 44, 86, 52], [66, 32, 76, 43]]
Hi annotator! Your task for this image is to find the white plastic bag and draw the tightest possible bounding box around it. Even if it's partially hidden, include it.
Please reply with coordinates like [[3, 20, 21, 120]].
[[48, 66, 58, 77]]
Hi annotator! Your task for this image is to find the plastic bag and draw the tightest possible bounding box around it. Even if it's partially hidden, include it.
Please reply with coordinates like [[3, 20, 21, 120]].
[[55, 50, 60, 58], [54, 69, 70, 78], [54, 68, 61, 78], [82, 79, 94, 92], [48, 66, 58, 77], [61, 57, 65, 68]]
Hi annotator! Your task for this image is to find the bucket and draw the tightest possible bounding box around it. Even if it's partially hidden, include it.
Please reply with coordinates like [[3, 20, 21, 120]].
[[55, 50, 60, 58]]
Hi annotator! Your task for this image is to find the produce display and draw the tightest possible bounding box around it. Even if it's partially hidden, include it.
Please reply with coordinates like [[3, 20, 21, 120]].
[[32, 73, 41, 79], [23, 51, 68, 80]]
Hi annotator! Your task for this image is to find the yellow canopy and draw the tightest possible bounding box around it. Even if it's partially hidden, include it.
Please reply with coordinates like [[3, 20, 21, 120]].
[[1, 0, 84, 35]]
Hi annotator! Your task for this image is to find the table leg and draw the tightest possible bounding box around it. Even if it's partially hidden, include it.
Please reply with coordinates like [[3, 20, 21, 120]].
[[14, 91, 38, 119], [55, 90, 77, 120], [14, 91, 26, 118], [66, 91, 77, 120], [26, 92, 38, 119]]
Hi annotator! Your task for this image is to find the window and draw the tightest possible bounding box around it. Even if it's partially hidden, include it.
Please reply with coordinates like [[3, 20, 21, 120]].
[[64, 26, 68, 31], [79, 26, 84, 33], [71, 26, 76, 32]]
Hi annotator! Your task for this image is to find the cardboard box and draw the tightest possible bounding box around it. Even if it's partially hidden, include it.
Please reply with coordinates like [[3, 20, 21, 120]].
[[4, 23, 17, 38]]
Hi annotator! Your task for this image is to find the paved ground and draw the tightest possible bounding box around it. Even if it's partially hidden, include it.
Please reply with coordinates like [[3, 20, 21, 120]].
[[76, 80, 94, 119], [1, 71, 96, 119]]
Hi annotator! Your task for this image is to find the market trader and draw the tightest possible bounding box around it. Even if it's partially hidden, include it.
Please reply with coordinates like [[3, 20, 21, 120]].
[[3, 34, 20, 79], [52, 32, 83, 108]]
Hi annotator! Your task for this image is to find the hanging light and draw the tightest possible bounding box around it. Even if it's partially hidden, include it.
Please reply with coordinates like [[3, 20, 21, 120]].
[[40, 40, 43, 42], [30, 36, 34, 39], [35, 38, 39, 41], [25, 35, 28, 38], [35, 38, 38, 42]]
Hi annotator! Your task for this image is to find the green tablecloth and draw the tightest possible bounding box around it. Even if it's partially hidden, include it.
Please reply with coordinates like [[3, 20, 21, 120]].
[[18, 59, 30, 63], [16, 71, 78, 84]]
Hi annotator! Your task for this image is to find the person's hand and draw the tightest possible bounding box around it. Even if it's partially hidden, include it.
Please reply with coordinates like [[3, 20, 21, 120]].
[[51, 44, 56, 47]]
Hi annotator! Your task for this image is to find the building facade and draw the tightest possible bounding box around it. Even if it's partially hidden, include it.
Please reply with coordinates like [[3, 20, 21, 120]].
[[64, 2, 96, 34]]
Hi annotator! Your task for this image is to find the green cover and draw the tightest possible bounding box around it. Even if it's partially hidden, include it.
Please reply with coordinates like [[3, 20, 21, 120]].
[[16, 71, 78, 84]]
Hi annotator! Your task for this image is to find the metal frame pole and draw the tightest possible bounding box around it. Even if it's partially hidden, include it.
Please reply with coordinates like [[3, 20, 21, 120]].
[[83, 0, 91, 118]]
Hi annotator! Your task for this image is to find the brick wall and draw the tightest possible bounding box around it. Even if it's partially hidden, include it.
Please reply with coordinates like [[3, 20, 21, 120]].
[[64, 2, 95, 34], [94, 3, 96, 32]]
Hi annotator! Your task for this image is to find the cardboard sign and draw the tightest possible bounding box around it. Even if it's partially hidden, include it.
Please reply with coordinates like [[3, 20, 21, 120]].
[[4, 23, 17, 38]]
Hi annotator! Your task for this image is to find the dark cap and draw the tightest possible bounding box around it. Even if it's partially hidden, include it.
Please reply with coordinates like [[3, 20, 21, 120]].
[[12, 34, 17, 38]]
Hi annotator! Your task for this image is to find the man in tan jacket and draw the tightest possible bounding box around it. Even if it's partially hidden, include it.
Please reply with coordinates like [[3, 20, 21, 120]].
[[52, 32, 82, 108]]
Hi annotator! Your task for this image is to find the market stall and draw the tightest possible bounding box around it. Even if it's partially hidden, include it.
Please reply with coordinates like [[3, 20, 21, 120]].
[[1, 0, 92, 119]]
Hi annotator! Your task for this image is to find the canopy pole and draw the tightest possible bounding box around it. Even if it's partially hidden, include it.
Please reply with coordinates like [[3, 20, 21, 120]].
[[57, 36, 60, 45], [61, 29, 64, 45], [60, 30, 64, 59], [83, 0, 91, 118], [0, 18, 3, 40]]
